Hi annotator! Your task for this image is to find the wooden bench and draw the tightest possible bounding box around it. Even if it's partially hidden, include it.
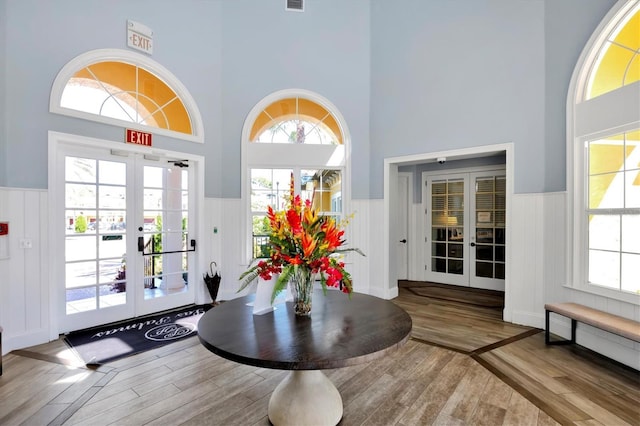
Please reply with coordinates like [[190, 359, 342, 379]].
[[545, 302, 640, 345]]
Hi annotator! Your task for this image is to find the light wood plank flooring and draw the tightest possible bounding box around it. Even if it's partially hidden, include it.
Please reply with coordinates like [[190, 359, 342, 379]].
[[0, 284, 638, 425]]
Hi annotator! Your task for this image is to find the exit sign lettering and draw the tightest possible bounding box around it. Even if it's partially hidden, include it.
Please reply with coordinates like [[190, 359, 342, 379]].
[[126, 129, 153, 146], [127, 20, 153, 55]]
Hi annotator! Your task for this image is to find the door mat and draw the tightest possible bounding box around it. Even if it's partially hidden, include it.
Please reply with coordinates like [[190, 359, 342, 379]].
[[63, 304, 212, 366]]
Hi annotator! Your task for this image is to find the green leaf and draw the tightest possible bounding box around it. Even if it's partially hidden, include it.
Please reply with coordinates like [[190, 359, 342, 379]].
[[271, 265, 294, 304]]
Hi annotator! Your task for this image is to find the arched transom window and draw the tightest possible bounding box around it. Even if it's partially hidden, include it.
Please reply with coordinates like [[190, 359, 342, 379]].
[[582, 3, 640, 100], [250, 97, 343, 145], [50, 49, 203, 143], [242, 90, 349, 261], [569, 0, 640, 300]]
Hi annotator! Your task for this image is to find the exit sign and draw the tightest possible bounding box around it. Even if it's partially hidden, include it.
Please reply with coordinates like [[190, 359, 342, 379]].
[[126, 129, 153, 146], [127, 20, 153, 55]]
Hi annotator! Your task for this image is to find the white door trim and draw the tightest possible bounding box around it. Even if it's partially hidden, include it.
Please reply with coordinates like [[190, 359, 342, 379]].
[[383, 143, 514, 321]]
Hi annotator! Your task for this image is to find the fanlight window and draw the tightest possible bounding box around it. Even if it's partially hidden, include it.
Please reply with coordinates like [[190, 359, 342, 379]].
[[51, 52, 202, 141], [250, 97, 343, 145], [62, 61, 191, 134], [584, 3, 640, 100]]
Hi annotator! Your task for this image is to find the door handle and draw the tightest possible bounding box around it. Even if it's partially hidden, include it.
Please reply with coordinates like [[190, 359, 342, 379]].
[[399, 239, 407, 243], [470, 242, 476, 247], [138, 236, 144, 252]]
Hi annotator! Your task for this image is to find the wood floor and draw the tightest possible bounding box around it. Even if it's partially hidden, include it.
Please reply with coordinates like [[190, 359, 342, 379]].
[[1, 283, 638, 425]]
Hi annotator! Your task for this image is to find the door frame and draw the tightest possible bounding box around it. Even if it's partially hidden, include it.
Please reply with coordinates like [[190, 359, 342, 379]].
[[48, 131, 206, 338], [383, 143, 514, 321]]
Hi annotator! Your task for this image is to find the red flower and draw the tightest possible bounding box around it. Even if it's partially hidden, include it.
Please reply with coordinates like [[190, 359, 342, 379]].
[[286, 209, 302, 236]]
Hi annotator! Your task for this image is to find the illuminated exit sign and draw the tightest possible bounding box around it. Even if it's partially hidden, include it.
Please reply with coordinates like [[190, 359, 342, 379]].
[[126, 129, 153, 146], [127, 20, 153, 54]]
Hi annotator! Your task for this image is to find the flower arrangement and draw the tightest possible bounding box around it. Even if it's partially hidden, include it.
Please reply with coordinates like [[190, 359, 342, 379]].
[[239, 173, 364, 306]]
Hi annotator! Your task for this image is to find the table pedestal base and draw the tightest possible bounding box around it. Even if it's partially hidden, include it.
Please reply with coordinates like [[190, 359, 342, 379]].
[[268, 370, 342, 426]]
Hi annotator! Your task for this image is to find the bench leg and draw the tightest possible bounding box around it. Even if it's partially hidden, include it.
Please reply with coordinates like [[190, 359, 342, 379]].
[[545, 311, 576, 346]]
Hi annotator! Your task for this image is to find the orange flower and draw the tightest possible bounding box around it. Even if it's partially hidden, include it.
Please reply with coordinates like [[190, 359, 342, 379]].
[[301, 232, 317, 258], [321, 219, 344, 252]]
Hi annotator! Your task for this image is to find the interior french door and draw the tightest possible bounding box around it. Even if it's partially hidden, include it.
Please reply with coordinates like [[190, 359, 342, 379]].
[[58, 144, 195, 332], [424, 170, 505, 291]]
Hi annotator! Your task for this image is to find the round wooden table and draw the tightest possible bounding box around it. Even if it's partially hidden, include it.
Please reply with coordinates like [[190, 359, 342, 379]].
[[198, 289, 412, 426]]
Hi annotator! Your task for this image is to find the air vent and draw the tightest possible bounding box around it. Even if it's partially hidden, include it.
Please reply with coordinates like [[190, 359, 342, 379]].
[[286, 0, 304, 12]]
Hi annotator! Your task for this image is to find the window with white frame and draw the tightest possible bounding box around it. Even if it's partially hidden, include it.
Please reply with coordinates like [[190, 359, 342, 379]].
[[569, 1, 640, 299], [243, 91, 349, 261], [50, 49, 204, 143]]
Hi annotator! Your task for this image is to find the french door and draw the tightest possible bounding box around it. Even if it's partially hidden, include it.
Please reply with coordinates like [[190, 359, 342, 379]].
[[57, 142, 196, 332], [423, 170, 505, 291]]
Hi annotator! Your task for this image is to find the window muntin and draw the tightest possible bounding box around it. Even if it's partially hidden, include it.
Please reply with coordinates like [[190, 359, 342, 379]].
[[301, 169, 342, 214], [584, 3, 640, 100], [585, 130, 640, 294]]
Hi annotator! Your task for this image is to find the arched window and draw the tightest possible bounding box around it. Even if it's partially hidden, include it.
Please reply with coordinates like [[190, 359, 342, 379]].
[[568, 0, 640, 300], [50, 49, 204, 143], [250, 97, 343, 145], [242, 90, 349, 261]]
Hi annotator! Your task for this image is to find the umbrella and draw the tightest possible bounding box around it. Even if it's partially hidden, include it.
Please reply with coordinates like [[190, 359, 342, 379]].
[[204, 261, 221, 306]]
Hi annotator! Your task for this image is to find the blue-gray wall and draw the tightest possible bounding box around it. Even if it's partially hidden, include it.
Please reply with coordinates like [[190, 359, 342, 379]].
[[544, 0, 617, 192], [0, 0, 617, 198], [0, 0, 6, 186], [1, 0, 219, 191]]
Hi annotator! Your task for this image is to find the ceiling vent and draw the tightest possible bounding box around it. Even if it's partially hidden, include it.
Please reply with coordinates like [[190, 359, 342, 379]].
[[286, 0, 304, 12]]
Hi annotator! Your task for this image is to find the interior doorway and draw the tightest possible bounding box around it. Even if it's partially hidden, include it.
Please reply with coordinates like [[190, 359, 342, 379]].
[[384, 143, 513, 320]]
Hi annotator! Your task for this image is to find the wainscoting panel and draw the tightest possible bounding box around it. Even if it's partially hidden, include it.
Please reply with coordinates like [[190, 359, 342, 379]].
[[349, 199, 372, 296], [508, 193, 545, 327], [542, 192, 568, 306], [0, 187, 50, 354], [218, 198, 244, 301]]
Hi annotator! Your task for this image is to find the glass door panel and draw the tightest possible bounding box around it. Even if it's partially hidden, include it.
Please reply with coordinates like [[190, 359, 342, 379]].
[[63, 155, 132, 325], [138, 162, 193, 315], [470, 174, 506, 291], [426, 175, 469, 286]]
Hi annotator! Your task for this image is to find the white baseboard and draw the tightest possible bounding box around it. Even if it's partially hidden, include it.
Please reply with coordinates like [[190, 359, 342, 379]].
[[511, 310, 545, 329], [3, 329, 51, 355]]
